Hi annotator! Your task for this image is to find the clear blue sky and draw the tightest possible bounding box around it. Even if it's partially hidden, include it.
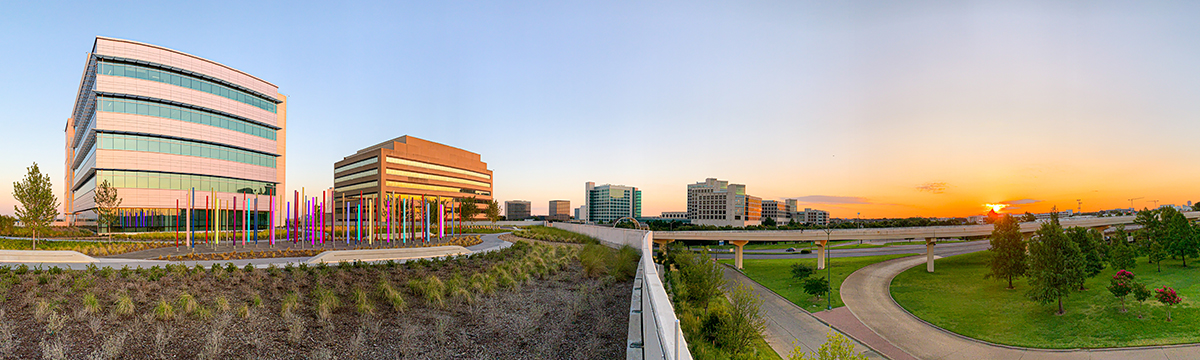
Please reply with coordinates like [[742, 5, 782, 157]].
[[2, 1, 1198, 218]]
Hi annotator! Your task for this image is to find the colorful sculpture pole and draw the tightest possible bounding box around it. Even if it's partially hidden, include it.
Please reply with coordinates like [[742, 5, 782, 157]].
[[439, 201, 445, 240], [285, 200, 290, 246], [254, 196, 259, 245], [357, 193, 363, 245], [269, 194, 274, 246], [402, 197, 407, 245], [188, 188, 194, 250]]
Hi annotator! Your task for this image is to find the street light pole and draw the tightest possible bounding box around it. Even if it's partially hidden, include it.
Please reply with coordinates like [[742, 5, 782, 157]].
[[824, 226, 833, 311]]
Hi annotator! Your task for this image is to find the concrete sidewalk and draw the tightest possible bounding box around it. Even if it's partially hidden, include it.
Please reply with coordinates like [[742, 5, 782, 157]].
[[840, 255, 1200, 360], [721, 266, 884, 359], [0, 233, 512, 270]]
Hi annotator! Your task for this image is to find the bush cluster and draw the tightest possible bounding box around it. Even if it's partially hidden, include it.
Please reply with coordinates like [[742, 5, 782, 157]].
[[511, 226, 599, 244], [661, 245, 768, 358]]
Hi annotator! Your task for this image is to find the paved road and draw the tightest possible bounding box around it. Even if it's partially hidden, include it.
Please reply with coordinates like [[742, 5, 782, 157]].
[[0, 233, 512, 270], [840, 250, 1199, 360], [709, 240, 990, 260], [721, 266, 885, 359]]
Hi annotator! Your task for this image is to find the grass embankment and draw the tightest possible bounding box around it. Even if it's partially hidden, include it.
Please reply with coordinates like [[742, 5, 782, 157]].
[[891, 252, 1200, 348], [721, 254, 914, 310], [0, 239, 173, 256], [0, 227, 94, 239], [511, 226, 598, 244]]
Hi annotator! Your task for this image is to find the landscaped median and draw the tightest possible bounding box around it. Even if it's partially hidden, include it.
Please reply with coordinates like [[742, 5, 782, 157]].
[[0, 238, 174, 257], [891, 251, 1200, 348], [719, 254, 914, 310]]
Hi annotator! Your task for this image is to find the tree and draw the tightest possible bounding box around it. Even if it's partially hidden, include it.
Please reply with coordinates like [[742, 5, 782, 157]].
[[1108, 226, 1137, 272], [676, 251, 726, 309], [1155, 287, 1182, 321], [13, 163, 59, 250], [803, 277, 830, 301], [1147, 238, 1167, 272], [1161, 207, 1198, 267], [761, 216, 777, 227], [0, 215, 15, 235], [1193, 202, 1200, 212], [721, 282, 767, 353], [791, 263, 815, 282], [1021, 212, 1037, 223], [456, 196, 480, 223], [1026, 219, 1084, 315], [484, 200, 501, 223], [1134, 208, 1164, 263], [1106, 270, 1135, 312], [94, 179, 122, 234], [1065, 227, 1105, 290], [788, 331, 869, 360], [985, 215, 1027, 289]]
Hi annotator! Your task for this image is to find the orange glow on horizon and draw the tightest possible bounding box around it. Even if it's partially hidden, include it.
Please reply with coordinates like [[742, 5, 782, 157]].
[[983, 204, 1009, 213]]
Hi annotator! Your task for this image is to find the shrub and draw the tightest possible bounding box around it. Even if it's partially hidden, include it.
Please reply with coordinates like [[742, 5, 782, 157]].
[[410, 275, 446, 308], [493, 267, 515, 289], [196, 306, 213, 321], [251, 293, 263, 308], [236, 304, 250, 319], [1107, 270, 1136, 312], [14, 265, 27, 276], [803, 277, 831, 301], [34, 300, 54, 321], [469, 273, 494, 295], [791, 263, 815, 281]]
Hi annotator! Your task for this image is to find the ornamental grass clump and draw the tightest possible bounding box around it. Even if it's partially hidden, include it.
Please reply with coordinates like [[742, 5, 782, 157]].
[[313, 287, 340, 320], [1155, 286, 1182, 322], [114, 294, 134, 317], [215, 296, 231, 313], [281, 291, 300, 317], [469, 273, 495, 295], [352, 287, 373, 314], [82, 292, 101, 315], [378, 281, 406, 312], [153, 300, 175, 321], [409, 275, 446, 308], [177, 293, 197, 315]]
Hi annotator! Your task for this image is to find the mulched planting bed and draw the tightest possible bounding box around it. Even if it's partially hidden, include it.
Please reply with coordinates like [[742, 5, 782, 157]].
[[0, 241, 633, 359]]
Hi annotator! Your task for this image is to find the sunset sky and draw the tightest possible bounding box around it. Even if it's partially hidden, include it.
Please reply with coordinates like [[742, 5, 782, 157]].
[[1, 1, 1197, 219]]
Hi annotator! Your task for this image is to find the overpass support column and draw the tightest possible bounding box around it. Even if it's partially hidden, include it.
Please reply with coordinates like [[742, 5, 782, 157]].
[[731, 240, 749, 270], [652, 238, 674, 256], [925, 238, 936, 273], [817, 240, 828, 270]]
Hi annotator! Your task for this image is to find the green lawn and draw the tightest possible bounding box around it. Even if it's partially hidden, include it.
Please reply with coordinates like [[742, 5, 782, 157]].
[[831, 244, 886, 249], [891, 252, 1200, 348], [721, 254, 914, 310]]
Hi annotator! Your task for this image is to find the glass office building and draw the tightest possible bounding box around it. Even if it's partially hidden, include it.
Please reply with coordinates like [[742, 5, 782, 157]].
[[65, 37, 286, 231], [583, 182, 642, 224]]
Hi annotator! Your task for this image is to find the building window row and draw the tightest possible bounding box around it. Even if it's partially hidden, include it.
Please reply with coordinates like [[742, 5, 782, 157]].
[[334, 157, 377, 174], [99, 96, 277, 140], [334, 169, 378, 184], [385, 168, 490, 188], [384, 180, 491, 196], [98, 133, 277, 168], [97, 61, 278, 113], [386, 156, 490, 180], [336, 180, 378, 193], [82, 170, 276, 195]]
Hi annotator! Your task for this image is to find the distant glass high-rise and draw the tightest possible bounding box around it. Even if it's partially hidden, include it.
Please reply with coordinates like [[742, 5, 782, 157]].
[[548, 200, 570, 221], [505, 200, 531, 220], [583, 182, 641, 223], [65, 37, 286, 230]]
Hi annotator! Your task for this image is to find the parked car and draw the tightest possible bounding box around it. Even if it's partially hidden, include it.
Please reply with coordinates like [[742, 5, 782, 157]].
[[785, 247, 797, 252]]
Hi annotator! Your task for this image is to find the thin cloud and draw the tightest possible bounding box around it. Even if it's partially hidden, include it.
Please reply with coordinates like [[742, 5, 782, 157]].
[[916, 182, 948, 194], [788, 195, 872, 205], [1001, 199, 1042, 205]]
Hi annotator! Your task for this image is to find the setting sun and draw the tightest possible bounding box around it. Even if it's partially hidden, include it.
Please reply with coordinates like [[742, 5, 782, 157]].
[[984, 204, 1009, 213]]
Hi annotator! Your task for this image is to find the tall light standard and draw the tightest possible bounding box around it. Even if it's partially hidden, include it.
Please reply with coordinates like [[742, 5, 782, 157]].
[[824, 226, 833, 310]]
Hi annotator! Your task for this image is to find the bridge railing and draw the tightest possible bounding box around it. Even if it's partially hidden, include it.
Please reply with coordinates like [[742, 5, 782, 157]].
[[550, 223, 691, 360]]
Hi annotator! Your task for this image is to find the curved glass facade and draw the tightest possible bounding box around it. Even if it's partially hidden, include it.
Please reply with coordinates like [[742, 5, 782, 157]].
[[98, 61, 278, 113], [99, 97, 276, 140], [95, 170, 276, 196], [98, 133, 276, 168]]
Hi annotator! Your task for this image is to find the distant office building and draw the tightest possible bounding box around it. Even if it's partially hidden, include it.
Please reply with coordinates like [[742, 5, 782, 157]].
[[574, 205, 588, 222], [583, 182, 641, 223], [505, 200, 531, 220], [660, 211, 687, 219], [686, 178, 761, 227], [333, 136, 492, 224], [800, 208, 829, 226], [66, 37, 286, 230], [761, 200, 788, 224], [548, 200, 570, 221]]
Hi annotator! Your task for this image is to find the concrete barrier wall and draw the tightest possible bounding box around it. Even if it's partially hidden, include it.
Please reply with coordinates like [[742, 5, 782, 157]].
[[461, 220, 546, 227], [549, 223, 647, 250], [551, 223, 690, 360]]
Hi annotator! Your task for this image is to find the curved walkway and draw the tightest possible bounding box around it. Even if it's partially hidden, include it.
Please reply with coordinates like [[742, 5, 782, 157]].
[[841, 254, 1199, 360]]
